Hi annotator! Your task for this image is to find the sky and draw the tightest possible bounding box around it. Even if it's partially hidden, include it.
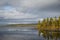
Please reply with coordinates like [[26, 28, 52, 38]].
[[0, 0, 60, 24]]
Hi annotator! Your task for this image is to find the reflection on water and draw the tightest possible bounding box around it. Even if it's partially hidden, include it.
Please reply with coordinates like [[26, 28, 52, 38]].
[[0, 27, 60, 40], [0, 27, 44, 40]]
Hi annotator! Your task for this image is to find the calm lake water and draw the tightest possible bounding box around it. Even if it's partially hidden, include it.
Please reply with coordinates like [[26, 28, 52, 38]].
[[0, 27, 44, 40]]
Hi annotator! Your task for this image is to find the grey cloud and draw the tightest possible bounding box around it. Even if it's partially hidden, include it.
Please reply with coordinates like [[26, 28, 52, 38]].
[[6, 0, 58, 12], [23, 2, 60, 18], [0, 0, 60, 24], [0, 0, 59, 13]]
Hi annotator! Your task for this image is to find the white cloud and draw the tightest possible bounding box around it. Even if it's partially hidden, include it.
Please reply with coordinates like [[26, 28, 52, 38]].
[[0, 0, 59, 24], [0, 8, 38, 19], [0, 0, 60, 19]]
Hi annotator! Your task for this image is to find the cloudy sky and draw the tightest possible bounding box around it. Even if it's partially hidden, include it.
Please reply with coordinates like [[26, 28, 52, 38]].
[[0, 0, 60, 24]]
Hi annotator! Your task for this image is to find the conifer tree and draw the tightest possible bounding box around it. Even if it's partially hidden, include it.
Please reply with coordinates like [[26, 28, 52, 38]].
[[46, 17, 49, 30], [37, 20, 41, 30], [37, 20, 41, 36], [49, 17, 53, 30], [42, 19, 46, 30], [59, 16, 60, 28]]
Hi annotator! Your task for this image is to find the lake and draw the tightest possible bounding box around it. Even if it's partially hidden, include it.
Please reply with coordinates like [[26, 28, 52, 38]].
[[0, 27, 44, 40]]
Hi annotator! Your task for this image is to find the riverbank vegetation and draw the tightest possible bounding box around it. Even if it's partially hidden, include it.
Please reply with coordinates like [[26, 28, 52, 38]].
[[37, 16, 60, 40], [0, 24, 37, 28]]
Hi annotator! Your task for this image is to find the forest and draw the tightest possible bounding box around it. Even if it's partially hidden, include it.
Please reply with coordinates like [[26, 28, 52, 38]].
[[37, 16, 60, 40]]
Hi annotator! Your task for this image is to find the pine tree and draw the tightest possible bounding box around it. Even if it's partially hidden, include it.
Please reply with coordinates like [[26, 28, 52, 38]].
[[37, 20, 41, 30], [54, 17, 57, 28], [42, 19, 46, 30], [49, 17, 53, 30], [37, 20, 41, 36], [59, 16, 60, 28], [46, 17, 49, 30]]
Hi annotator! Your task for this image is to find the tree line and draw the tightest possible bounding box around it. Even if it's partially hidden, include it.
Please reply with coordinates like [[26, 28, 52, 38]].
[[37, 16, 60, 40]]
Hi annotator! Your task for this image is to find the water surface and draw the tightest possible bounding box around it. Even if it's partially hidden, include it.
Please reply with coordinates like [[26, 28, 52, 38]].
[[0, 27, 44, 40]]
